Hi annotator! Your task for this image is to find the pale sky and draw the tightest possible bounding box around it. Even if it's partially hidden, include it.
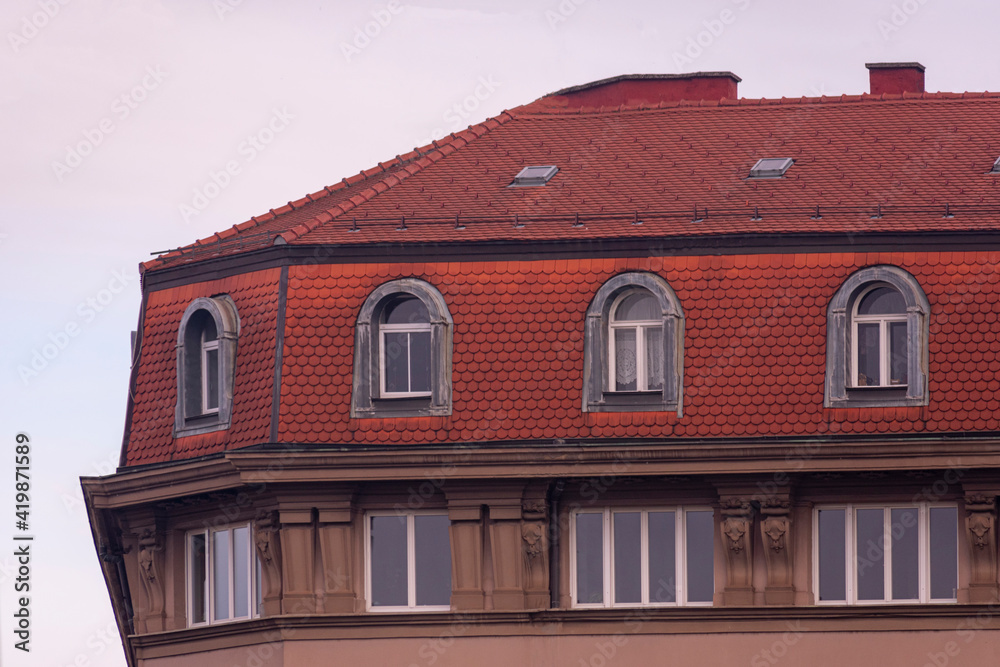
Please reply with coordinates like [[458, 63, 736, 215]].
[[2, 1, 999, 664]]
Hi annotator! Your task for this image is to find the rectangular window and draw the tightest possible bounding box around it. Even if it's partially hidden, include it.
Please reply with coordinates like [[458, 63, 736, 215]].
[[187, 523, 259, 626], [571, 507, 713, 607], [814, 504, 957, 604], [367, 512, 451, 611]]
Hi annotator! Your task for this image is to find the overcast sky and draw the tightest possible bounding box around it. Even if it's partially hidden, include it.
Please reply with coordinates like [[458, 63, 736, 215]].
[[2, 1, 999, 665]]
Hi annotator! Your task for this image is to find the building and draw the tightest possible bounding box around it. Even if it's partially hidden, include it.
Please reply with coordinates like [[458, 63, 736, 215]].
[[84, 62, 1000, 666]]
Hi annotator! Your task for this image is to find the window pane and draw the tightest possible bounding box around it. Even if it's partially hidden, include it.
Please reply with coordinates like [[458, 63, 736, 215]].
[[614, 328, 638, 391], [648, 511, 676, 603], [409, 331, 432, 394], [930, 507, 958, 600], [575, 513, 604, 604], [190, 533, 207, 624], [414, 515, 451, 606], [383, 332, 410, 393], [205, 347, 219, 410], [890, 508, 919, 600], [645, 327, 664, 391], [613, 512, 641, 604], [857, 287, 905, 315], [889, 321, 908, 386], [232, 525, 250, 617], [856, 323, 881, 386], [201, 315, 218, 341], [371, 515, 408, 607], [817, 509, 846, 601], [856, 509, 885, 601], [384, 297, 429, 325], [615, 291, 658, 321], [213, 530, 231, 620], [685, 511, 714, 603]]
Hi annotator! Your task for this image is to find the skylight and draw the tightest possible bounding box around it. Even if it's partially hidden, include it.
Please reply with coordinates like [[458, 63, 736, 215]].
[[991, 156, 1000, 173], [510, 165, 558, 187], [749, 157, 794, 179]]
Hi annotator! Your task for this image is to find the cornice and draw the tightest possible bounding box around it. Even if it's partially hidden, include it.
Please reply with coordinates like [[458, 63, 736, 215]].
[[130, 604, 1000, 660], [140, 229, 1000, 291], [84, 435, 1000, 509]]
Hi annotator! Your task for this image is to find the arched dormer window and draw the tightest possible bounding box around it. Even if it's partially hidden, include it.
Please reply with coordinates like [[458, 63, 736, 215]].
[[583, 272, 684, 414], [175, 296, 240, 437], [352, 279, 452, 418], [825, 266, 929, 407]]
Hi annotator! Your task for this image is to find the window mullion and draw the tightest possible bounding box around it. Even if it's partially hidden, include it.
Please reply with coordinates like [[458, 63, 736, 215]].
[[640, 511, 649, 605], [919, 504, 929, 603], [604, 509, 613, 607], [677, 509, 686, 605], [883, 508, 892, 602], [407, 514, 417, 608], [635, 325, 646, 391], [846, 506, 855, 604]]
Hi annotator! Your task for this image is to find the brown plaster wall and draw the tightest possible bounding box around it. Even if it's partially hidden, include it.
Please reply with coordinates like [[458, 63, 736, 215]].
[[137, 630, 1000, 666]]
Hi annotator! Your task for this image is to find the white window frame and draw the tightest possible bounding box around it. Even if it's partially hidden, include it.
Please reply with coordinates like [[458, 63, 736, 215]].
[[200, 329, 220, 414], [850, 285, 908, 388], [365, 511, 451, 612], [186, 523, 259, 627], [379, 317, 432, 398], [608, 291, 663, 393], [569, 507, 713, 608], [813, 503, 958, 605]]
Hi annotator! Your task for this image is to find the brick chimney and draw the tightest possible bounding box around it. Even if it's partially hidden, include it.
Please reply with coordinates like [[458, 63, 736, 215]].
[[547, 72, 741, 107], [866, 62, 925, 96]]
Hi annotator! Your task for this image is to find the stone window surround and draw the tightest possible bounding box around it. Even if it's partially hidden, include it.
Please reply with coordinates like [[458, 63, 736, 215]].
[[824, 265, 930, 408], [174, 295, 240, 437], [351, 278, 453, 418], [583, 272, 684, 414]]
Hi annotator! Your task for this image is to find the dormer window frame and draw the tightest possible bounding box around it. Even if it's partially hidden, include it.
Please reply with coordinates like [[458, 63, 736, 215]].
[[352, 279, 453, 418], [825, 266, 929, 408], [174, 295, 240, 438], [583, 272, 684, 414]]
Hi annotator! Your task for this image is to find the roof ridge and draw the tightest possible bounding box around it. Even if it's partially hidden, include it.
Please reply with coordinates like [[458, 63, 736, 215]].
[[276, 111, 516, 244], [511, 90, 1000, 117]]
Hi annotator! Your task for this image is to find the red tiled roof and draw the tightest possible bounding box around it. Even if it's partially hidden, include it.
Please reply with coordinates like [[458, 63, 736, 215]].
[[125, 269, 280, 465], [144, 91, 1000, 272], [123, 250, 1000, 465]]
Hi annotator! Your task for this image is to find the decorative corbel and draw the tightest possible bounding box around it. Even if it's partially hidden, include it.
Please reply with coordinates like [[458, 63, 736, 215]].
[[137, 527, 165, 631], [254, 511, 283, 616], [965, 494, 998, 602], [759, 499, 794, 604], [520, 483, 549, 609], [720, 497, 754, 605]]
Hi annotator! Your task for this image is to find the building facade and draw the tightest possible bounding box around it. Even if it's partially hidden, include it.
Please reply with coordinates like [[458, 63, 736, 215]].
[[85, 62, 1000, 665]]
